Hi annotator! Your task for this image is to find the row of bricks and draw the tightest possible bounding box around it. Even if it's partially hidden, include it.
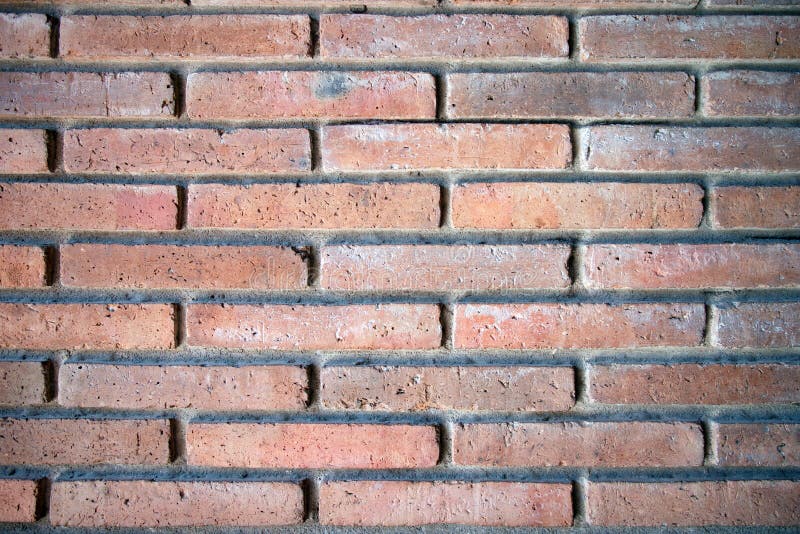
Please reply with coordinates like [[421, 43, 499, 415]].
[[0, 70, 797, 119], [2, 14, 799, 61]]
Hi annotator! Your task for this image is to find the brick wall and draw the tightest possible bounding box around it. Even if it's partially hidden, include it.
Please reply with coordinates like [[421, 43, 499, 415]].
[[0, 0, 798, 530]]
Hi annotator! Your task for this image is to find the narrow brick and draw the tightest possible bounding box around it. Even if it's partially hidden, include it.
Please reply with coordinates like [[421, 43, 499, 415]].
[[320, 481, 572, 526], [63, 128, 310, 174], [713, 186, 800, 228], [452, 182, 704, 229], [0, 246, 45, 288], [0, 14, 49, 58], [0, 480, 37, 523], [0, 362, 45, 406], [187, 423, 438, 468], [455, 422, 704, 467], [0, 130, 48, 174], [0, 419, 169, 465], [718, 424, 799, 466], [320, 245, 570, 291], [321, 366, 574, 412], [60, 364, 308, 410], [187, 71, 435, 120], [584, 126, 800, 172], [717, 302, 800, 348], [455, 303, 704, 349], [455, 0, 696, 3], [708, 0, 798, 5], [703, 71, 800, 117], [0, 303, 175, 350], [0, 183, 177, 231], [188, 183, 439, 229], [50, 481, 303, 527], [321, 15, 568, 59], [187, 304, 440, 350], [323, 124, 571, 171]]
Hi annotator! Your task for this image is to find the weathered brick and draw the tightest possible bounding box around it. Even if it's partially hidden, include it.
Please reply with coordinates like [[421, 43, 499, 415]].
[[708, 0, 798, 5], [718, 424, 799, 466], [0, 480, 37, 523], [0, 130, 48, 174], [321, 366, 574, 412], [0, 246, 45, 288], [713, 186, 800, 228], [0, 303, 175, 350], [187, 423, 438, 468], [0, 362, 45, 406], [186, 304, 440, 350], [187, 71, 435, 119], [193, 0, 438, 5], [323, 124, 571, 171], [59, 364, 308, 410], [50, 481, 303, 527], [321, 15, 568, 58], [63, 128, 310, 174], [320, 245, 570, 291], [703, 71, 800, 117], [454, 303, 704, 349], [717, 303, 800, 348], [0, 14, 49, 58], [0, 419, 169, 465]]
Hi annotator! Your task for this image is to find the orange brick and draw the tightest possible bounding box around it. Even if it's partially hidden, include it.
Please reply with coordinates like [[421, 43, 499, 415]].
[[0, 246, 45, 288], [718, 424, 799, 466], [0, 14, 49, 58], [717, 303, 800, 348], [0, 362, 45, 406], [0, 130, 48, 174], [713, 186, 800, 228]]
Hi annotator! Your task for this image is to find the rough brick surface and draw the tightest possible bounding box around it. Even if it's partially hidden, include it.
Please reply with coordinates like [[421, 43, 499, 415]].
[[717, 303, 800, 348], [702, 71, 800, 117], [0, 246, 45, 288], [713, 186, 800, 228], [0, 129, 48, 174], [717, 424, 799, 466], [0, 14, 49, 58], [0, 480, 37, 523], [0, 362, 45, 406]]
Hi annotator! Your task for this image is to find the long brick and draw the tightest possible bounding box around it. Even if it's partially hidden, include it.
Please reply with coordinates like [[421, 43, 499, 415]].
[[454, 303, 704, 349], [186, 423, 438, 468], [448, 72, 694, 119], [0, 480, 37, 523], [0, 246, 45, 288], [713, 186, 800, 228], [60, 364, 308, 410], [323, 124, 571, 171], [61, 245, 307, 289], [584, 126, 800, 172], [586, 481, 800, 526], [0, 130, 48, 174], [703, 71, 800, 117], [580, 16, 800, 60], [0, 183, 178, 230], [591, 364, 800, 404], [187, 183, 440, 229], [50, 481, 303, 527], [454, 422, 703, 467], [320, 481, 572, 526], [585, 244, 800, 289], [61, 15, 310, 58], [0, 362, 45, 406], [320, 245, 570, 291], [320, 15, 568, 58], [455, 0, 695, 4], [717, 302, 800, 348], [452, 182, 704, 229], [0, 14, 49, 58], [186, 304, 440, 350], [708, 0, 797, 4], [0, 72, 175, 118], [63, 128, 310, 174], [718, 424, 799, 466], [187, 71, 435, 119], [321, 366, 574, 411], [195, 0, 435, 4], [0, 303, 175, 350], [0, 419, 169, 465]]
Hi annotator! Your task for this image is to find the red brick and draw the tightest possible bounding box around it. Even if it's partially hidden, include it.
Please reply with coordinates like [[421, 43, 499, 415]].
[[63, 128, 310, 174], [585, 244, 800, 289], [454, 422, 703, 467], [0, 480, 37, 523], [717, 303, 800, 348], [713, 186, 800, 228], [187, 304, 440, 350], [452, 182, 704, 229], [0, 183, 177, 231], [60, 364, 307, 410], [0, 246, 45, 288], [0, 14, 49, 58], [187, 423, 438, 468], [0, 362, 45, 406], [187, 71, 435, 120], [321, 366, 574, 411], [448, 72, 694, 119], [703, 71, 800, 117], [718, 424, 799, 466], [0, 130, 48, 174], [708, 0, 797, 4], [50, 481, 303, 527], [320, 245, 570, 291], [586, 481, 800, 526], [320, 481, 572, 526], [0, 418, 169, 465], [455, 0, 695, 4], [320, 15, 568, 59], [323, 124, 571, 171], [580, 16, 800, 60], [61, 15, 310, 59], [188, 183, 439, 229], [0, 303, 174, 350], [194, 0, 437, 5], [454, 303, 704, 349], [591, 364, 800, 404], [0, 72, 174, 118], [61, 245, 307, 290], [584, 126, 800, 172]]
